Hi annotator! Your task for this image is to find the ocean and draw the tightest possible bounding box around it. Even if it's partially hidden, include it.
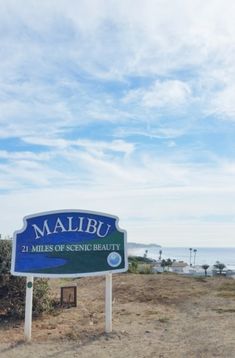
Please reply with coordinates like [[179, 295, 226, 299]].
[[128, 246, 235, 269]]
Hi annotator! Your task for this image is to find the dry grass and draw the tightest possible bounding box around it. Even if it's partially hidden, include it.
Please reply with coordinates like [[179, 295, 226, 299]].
[[1, 273, 235, 358], [217, 281, 235, 298]]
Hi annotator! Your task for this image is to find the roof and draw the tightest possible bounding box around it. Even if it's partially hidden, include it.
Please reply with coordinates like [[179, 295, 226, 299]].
[[171, 261, 188, 268]]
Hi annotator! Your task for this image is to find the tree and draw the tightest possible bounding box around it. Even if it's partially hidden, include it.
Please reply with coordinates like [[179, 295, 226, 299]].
[[159, 249, 162, 260], [189, 248, 192, 266], [161, 259, 167, 271], [166, 258, 173, 271], [213, 261, 226, 275], [202, 264, 209, 276], [144, 250, 148, 259], [0, 239, 11, 275], [193, 249, 197, 266], [161, 258, 172, 271]]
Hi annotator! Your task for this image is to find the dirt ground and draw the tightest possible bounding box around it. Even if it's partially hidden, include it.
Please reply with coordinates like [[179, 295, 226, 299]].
[[0, 273, 235, 358]]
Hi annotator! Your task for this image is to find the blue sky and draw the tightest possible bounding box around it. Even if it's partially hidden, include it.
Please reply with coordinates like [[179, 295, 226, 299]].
[[1, 0, 235, 246]]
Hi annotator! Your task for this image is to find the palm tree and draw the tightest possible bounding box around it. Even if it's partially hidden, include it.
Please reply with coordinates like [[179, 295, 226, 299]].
[[166, 258, 173, 271], [144, 250, 148, 259], [189, 248, 192, 266], [214, 261, 226, 275], [161, 258, 172, 271], [161, 259, 167, 271], [193, 249, 197, 267], [202, 264, 209, 276]]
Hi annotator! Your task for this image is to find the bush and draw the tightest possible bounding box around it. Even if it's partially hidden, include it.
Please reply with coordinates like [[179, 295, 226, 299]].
[[0, 240, 53, 318], [128, 255, 155, 264], [138, 264, 154, 274], [128, 256, 155, 274], [128, 260, 138, 273], [0, 239, 11, 276]]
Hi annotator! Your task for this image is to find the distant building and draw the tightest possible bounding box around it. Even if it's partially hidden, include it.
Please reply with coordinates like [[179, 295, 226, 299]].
[[170, 261, 188, 273]]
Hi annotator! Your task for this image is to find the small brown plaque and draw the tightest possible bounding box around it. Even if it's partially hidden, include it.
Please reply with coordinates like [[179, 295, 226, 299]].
[[60, 286, 77, 307]]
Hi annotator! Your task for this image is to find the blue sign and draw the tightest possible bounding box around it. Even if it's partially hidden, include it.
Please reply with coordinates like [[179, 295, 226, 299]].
[[11, 210, 128, 278]]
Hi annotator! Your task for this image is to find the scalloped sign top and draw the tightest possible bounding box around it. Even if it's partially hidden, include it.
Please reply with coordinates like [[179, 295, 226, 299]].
[[11, 210, 128, 278]]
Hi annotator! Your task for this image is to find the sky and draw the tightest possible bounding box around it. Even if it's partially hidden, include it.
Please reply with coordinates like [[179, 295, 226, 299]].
[[0, 0, 235, 247]]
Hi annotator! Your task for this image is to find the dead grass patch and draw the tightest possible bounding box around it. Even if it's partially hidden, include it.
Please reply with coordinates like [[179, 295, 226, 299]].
[[217, 281, 235, 298]]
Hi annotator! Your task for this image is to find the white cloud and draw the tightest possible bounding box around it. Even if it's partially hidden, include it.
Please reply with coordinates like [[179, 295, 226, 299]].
[[115, 126, 187, 139], [143, 81, 191, 108], [22, 136, 135, 155], [1, 0, 235, 246], [74, 139, 135, 156], [1, 184, 235, 246], [0, 150, 50, 161], [123, 80, 191, 109], [209, 85, 235, 120], [0, 0, 235, 137], [0, 158, 62, 190]]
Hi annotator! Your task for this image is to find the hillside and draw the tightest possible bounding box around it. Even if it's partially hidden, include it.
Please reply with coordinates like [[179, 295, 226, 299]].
[[127, 242, 161, 249], [0, 274, 235, 357]]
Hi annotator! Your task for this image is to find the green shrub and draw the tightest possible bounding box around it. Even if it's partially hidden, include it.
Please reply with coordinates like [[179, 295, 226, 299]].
[[138, 264, 154, 274], [0, 239, 11, 277], [0, 240, 53, 318], [128, 255, 154, 264], [128, 260, 138, 273]]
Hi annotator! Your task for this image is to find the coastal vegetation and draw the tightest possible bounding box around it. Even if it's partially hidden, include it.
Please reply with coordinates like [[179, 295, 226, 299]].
[[128, 255, 155, 274], [128, 255, 173, 274], [128, 249, 232, 279], [160, 258, 173, 271], [202, 264, 210, 276], [213, 261, 226, 275]]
